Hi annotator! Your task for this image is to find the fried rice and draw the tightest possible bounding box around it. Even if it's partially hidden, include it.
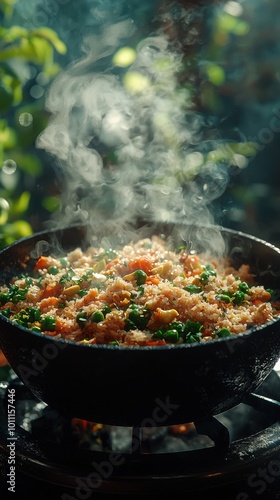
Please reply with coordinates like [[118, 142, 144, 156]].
[[0, 235, 279, 346]]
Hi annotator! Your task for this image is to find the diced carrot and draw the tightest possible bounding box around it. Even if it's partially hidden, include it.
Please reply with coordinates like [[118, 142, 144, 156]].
[[191, 268, 203, 276], [183, 255, 201, 274], [40, 296, 60, 311], [252, 299, 263, 306], [82, 288, 99, 305], [34, 256, 52, 270], [146, 276, 160, 285], [129, 257, 152, 274], [40, 283, 61, 300], [0, 349, 9, 367], [55, 317, 73, 334], [43, 330, 58, 337], [146, 339, 166, 346], [105, 259, 119, 270]]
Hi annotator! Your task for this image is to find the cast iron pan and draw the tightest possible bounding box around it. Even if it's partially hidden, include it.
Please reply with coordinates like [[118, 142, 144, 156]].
[[0, 221, 280, 426]]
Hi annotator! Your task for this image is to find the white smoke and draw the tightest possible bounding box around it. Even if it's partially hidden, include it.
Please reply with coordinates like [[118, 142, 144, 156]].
[[35, 0, 263, 257]]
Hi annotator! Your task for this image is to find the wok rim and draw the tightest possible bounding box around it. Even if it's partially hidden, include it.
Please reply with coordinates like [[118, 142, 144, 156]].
[[0, 222, 280, 352]]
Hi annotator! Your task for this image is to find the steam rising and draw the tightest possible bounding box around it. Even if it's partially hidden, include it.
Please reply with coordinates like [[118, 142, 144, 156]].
[[36, 1, 236, 254]]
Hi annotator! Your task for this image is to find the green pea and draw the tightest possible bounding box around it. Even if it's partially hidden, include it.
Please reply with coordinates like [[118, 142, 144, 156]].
[[171, 321, 186, 336], [91, 311, 104, 323], [204, 264, 217, 276], [199, 271, 210, 285], [134, 270, 147, 285], [41, 315, 56, 331], [216, 294, 231, 303], [48, 266, 60, 275], [102, 306, 112, 316], [152, 329, 164, 340], [238, 282, 249, 294], [233, 291, 245, 305], [199, 265, 217, 285], [163, 329, 179, 343], [59, 258, 69, 268]]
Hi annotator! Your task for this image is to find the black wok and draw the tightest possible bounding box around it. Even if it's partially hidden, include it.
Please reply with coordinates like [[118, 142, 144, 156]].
[[0, 221, 280, 426]]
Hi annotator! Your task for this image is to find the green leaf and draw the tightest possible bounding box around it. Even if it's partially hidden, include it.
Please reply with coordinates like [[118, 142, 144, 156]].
[[206, 64, 225, 86], [0, 123, 16, 148], [42, 196, 60, 213], [22, 37, 54, 65], [0, 197, 9, 224], [0, 81, 13, 112], [32, 27, 67, 55], [10, 191, 30, 216], [3, 25, 28, 40], [2, 220, 33, 245], [9, 152, 42, 176]]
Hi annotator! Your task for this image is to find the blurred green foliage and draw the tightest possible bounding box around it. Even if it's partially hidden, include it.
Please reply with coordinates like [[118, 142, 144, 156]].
[[0, 0, 66, 248]]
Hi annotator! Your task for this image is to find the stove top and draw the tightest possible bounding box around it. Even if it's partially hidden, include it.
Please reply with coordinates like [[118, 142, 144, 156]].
[[1, 362, 280, 500]]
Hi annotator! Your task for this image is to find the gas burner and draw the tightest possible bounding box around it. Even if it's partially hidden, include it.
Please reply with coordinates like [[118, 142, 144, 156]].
[[1, 366, 280, 499]]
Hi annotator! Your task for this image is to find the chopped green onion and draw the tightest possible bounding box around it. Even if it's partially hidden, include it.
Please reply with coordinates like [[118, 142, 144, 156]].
[[214, 328, 232, 338], [125, 304, 151, 330], [31, 326, 41, 333], [152, 329, 164, 340], [109, 340, 119, 346], [170, 321, 186, 336], [76, 312, 88, 327], [0, 293, 10, 305], [28, 307, 41, 322], [184, 319, 203, 343], [185, 333, 202, 343], [1, 308, 11, 318], [184, 284, 202, 294], [266, 288, 280, 300]]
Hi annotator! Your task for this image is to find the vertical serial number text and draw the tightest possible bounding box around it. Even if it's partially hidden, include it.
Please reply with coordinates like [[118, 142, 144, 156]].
[[6, 387, 16, 493]]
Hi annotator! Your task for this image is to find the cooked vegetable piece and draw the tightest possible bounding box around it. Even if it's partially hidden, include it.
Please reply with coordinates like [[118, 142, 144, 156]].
[[126, 304, 151, 330], [184, 284, 202, 294], [41, 315, 56, 331], [91, 311, 104, 323], [76, 312, 88, 327], [0, 235, 279, 346]]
